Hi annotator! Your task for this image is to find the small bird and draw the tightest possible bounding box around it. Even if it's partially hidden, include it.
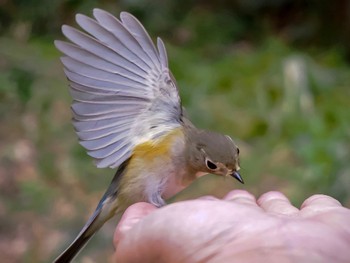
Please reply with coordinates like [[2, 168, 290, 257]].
[[54, 8, 243, 262]]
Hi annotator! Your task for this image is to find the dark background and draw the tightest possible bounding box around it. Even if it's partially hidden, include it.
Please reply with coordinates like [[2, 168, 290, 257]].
[[0, 0, 349, 262]]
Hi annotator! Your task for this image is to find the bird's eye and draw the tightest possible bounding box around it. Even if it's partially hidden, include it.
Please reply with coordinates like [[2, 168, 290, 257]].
[[237, 148, 240, 155], [206, 159, 217, 170]]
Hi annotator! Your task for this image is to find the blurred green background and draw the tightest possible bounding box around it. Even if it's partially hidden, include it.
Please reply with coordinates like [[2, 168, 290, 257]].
[[0, 0, 349, 262]]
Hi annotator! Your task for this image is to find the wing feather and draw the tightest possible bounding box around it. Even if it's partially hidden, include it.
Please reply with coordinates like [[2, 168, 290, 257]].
[[61, 57, 146, 84], [96, 146, 130, 168], [80, 133, 128, 151], [62, 25, 145, 75], [73, 116, 132, 132], [93, 9, 157, 69], [63, 69, 145, 91], [77, 124, 132, 140], [75, 14, 151, 71], [70, 82, 148, 98], [55, 9, 182, 168], [72, 109, 138, 122], [157, 38, 168, 69], [120, 12, 160, 69]]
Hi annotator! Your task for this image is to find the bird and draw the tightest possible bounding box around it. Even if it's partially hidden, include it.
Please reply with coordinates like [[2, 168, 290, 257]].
[[54, 8, 243, 263]]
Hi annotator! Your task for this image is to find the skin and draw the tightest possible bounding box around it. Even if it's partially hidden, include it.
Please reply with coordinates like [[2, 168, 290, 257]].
[[112, 190, 350, 263]]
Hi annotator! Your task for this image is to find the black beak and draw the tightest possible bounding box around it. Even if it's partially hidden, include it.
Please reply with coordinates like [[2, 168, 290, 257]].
[[231, 171, 244, 184]]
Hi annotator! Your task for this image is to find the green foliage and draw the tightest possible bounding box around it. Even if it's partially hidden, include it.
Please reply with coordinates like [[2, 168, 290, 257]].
[[10, 67, 35, 104], [18, 179, 55, 213]]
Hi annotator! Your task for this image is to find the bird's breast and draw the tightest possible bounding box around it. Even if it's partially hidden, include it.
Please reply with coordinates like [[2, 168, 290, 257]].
[[117, 127, 187, 208]]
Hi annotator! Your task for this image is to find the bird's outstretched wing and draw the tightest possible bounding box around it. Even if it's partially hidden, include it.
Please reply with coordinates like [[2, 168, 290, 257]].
[[55, 9, 182, 168]]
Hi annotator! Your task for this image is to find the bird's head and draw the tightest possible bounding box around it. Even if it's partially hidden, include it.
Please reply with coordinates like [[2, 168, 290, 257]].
[[186, 130, 243, 184]]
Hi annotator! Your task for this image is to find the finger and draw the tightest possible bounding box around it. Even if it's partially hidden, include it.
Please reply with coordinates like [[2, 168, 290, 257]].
[[258, 191, 299, 215], [114, 202, 157, 247], [197, 195, 220, 201], [301, 194, 343, 209], [224, 190, 258, 206], [300, 194, 343, 217]]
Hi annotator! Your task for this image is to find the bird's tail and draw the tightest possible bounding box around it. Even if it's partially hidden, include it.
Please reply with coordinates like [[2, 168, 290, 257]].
[[53, 207, 104, 263], [53, 160, 129, 262]]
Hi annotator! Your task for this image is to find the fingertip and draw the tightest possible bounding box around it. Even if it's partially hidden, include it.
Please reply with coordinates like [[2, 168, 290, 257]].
[[224, 190, 257, 206], [114, 202, 157, 247], [257, 191, 290, 205], [224, 189, 256, 200], [258, 191, 299, 215], [301, 194, 342, 210], [197, 195, 220, 201]]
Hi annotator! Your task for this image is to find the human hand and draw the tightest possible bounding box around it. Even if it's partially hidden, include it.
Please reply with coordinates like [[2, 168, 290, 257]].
[[113, 190, 350, 263]]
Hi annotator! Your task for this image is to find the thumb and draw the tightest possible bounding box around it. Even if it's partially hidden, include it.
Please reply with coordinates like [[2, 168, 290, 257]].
[[114, 202, 157, 247]]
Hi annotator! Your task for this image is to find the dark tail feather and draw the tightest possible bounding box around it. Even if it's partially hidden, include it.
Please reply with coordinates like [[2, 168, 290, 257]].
[[53, 208, 102, 263], [54, 160, 129, 262]]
